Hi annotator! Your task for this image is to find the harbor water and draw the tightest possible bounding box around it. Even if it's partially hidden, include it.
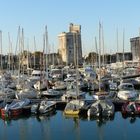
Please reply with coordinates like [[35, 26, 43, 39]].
[[0, 110, 140, 140]]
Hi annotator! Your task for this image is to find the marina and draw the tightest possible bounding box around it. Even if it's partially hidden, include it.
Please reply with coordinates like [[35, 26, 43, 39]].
[[1, 1, 140, 139], [0, 57, 140, 140]]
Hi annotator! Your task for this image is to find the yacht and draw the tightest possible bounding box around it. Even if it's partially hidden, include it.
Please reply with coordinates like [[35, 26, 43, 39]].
[[117, 83, 138, 101]]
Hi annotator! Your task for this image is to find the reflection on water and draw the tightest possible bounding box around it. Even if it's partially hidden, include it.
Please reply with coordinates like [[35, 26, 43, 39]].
[[0, 111, 140, 140]]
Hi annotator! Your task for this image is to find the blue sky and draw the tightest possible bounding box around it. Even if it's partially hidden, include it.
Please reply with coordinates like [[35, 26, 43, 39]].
[[0, 0, 140, 55]]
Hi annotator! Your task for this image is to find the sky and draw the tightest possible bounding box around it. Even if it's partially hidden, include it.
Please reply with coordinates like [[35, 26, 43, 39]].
[[0, 0, 140, 55]]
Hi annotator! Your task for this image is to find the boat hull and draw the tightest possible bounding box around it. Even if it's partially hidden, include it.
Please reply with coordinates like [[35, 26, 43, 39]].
[[1, 108, 23, 118], [64, 110, 80, 115]]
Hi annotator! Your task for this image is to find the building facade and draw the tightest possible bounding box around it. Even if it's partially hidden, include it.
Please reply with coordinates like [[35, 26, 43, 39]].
[[130, 37, 140, 61], [58, 23, 82, 66], [84, 52, 132, 65]]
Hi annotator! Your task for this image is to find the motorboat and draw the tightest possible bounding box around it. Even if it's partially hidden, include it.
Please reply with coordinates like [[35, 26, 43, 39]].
[[0, 87, 15, 99], [41, 89, 63, 98], [108, 79, 118, 91], [50, 69, 63, 80], [15, 87, 39, 99], [64, 76, 75, 82], [61, 89, 86, 102], [64, 100, 85, 115], [34, 79, 48, 90], [122, 101, 140, 116], [38, 100, 56, 114], [28, 70, 47, 86], [87, 99, 115, 118], [1, 98, 30, 118], [52, 81, 67, 90], [93, 91, 109, 100], [117, 83, 138, 101]]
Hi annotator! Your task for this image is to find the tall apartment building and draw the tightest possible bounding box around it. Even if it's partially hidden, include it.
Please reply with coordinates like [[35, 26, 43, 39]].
[[58, 23, 82, 66], [130, 37, 140, 61]]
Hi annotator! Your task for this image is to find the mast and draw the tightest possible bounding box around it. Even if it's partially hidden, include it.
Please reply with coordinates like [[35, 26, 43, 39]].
[[122, 29, 125, 72], [102, 24, 105, 67], [34, 36, 36, 69], [11, 37, 14, 73], [45, 25, 49, 91], [8, 32, 11, 71], [110, 49, 112, 64], [76, 33, 79, 97], [21, 28, 24, 74], [27, 39, 30, 70], [0, 31, 3, 70], [116, 28, 119, 62], [139, 28, 140, 66], [7, 33, 11, 71], [95, 37, 98, 67], [15, 26, 20, 72], [17, 26, 21, 85], [73, 32, 79, 98], [99, 22, 101, 92], [52, 43, 55, 66], [73, 33, 76, 67]]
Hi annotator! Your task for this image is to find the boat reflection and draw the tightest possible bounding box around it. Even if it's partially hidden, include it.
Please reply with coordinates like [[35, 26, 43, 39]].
[[63, 111, 115, 128], [88, 115, 115, 127], [1, 110, 57, 126], [35, 110, 57, 122], [121, 113, 138, 124]]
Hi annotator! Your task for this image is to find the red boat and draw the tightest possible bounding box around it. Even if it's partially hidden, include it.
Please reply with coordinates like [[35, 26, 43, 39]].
[[1, 108, 22, 118], [1, 99, 30, 119], [122, 101, 140, 116]]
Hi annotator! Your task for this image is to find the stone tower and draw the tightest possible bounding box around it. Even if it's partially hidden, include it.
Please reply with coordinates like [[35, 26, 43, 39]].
[[58, 23, 82, 66]]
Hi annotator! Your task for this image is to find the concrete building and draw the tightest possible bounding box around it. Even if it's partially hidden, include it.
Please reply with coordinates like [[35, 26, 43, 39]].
[[130, 37, 140, 61], [58, 23, 82, 66]]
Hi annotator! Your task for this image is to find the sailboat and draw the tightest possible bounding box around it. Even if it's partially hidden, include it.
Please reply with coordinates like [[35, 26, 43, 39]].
[[40, 27, 62, 97], [87, 23, 115, 118], [93, 22, 108, 100], [64, 33, 86, 116], [37, 26, 57, 114]]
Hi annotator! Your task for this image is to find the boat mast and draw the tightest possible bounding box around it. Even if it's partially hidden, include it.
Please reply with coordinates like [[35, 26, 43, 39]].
[[34, 36, 36, 69], [27, 39, 30, 72], [95, 37, 98, 67], [8, 32, 11, 71], [17, 26, 21, 85], [116, 28, 119, 62], [0, 31, 3, 70], [122, 29, 125, 73], [76, 33, 79, 98], [73, 32, 79, 99], [102, 24, 105, 67], [99, 22, 102, 92], [139, 28, 140, 66], [15, 26, 20, 73], [21, 28, 25, 74], [45, 25, 49, 91], [8, 33, 15, 73], [52, 43, 55, 66]]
